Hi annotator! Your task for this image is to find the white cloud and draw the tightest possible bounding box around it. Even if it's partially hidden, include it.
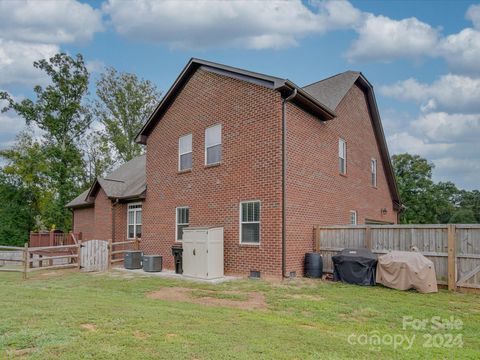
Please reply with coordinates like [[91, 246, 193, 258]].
[[0, 0, 103, 44], [0, 40, 59, 86], [466, 4, 480, 29], [412, 112, 480, 143], [103, 0, 361, 49], [437, 28, 480, 74], [380, 74, 480, 113], [387, 132, 454, 159], [347, 14, 439, 62], [0, 99, 25, 149]]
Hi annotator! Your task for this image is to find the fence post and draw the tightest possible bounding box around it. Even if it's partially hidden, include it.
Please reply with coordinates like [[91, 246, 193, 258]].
[[313, 226, 320, 252], [77, 240, 82, 271], [49, 230, 54, 247], [108, 238, 112, 271], [23, 243, 28, 280], [365, 226, 372, 249], [447, 224, 457, 291]]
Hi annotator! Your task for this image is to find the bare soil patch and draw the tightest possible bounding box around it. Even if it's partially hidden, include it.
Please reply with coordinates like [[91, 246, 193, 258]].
[[146, 287, 267, 310], [80, 323, 97, 331]]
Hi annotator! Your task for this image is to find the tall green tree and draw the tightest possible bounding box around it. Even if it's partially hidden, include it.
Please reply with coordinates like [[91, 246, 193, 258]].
[[0, 131, 49, 220], [1, 53, 91, 231], [93, 67, 161, 162], [392, 153, 438, 223], [0, 172, 35, 246]]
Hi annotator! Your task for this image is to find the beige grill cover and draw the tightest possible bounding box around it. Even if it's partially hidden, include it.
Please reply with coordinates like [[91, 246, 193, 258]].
[[376, 251, 438, 293]]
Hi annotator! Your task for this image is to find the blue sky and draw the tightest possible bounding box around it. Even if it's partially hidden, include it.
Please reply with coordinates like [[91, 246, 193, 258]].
[[1, 0, 479, 189]]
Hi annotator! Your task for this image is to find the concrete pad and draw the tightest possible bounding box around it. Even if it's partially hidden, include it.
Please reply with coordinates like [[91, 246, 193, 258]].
[[113, 267, 241, 284]]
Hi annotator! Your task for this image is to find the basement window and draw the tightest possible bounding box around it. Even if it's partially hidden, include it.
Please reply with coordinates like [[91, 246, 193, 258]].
[[176, 207, 189, 241], [240, 201, 260, 244], [205, 124, 222, 165], [179, 133, 192, 171], [127, 203, 142, 239]]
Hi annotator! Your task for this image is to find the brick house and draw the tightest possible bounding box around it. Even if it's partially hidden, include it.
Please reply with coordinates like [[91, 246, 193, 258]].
[[67, 58, 401, 278]]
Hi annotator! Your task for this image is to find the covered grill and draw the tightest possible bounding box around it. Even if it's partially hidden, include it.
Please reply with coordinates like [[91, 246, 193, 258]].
[[376, 251, 438, 293], [332, 248, 377, 285]]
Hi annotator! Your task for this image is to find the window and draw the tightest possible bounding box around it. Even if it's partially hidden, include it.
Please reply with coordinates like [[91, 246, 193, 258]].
[[371, 158, 377, 187], [205, 124, 222, 165], [350, 210, 357, 225], [127, 203, 142, 239], [176, 207, 189, 241], [339, 138, 346, 174], [240, 201, 260, 244], [178, 134, 192, 171]]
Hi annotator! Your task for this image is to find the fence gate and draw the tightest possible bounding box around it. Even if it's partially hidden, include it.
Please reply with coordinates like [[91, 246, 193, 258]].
[[80, 240, 108, 272]]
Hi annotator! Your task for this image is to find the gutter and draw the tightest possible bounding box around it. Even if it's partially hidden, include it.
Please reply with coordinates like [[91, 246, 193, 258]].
[[281, 88, 297, 278]]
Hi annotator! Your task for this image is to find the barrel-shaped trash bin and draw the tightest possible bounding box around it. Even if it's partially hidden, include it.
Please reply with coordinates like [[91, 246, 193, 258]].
[[124, 250, 143, 269], [304, 252, 323, 278]]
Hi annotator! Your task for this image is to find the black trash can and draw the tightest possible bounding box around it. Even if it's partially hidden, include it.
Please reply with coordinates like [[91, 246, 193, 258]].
[[171, 244, 183, 274], [304, 252, 323, 278], [124, 250, 143, 269], [143, 255, 162, 272]]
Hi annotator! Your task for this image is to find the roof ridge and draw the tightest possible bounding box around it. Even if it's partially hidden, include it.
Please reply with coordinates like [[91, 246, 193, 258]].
[[302, 70, 360, 89]]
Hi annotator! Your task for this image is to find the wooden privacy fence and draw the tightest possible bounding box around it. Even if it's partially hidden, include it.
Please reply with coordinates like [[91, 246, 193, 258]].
[[0, 238, 140, 279], [313, 224, 480, 291]]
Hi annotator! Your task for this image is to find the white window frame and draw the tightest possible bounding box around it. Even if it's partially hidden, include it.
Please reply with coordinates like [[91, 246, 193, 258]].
[[239, 200, 261, 245], [178, 133, 192, 171], [175, 206, 189, 242], [205, 124, 222, 166], [371, 158, 377, 187], [339, 138, 346, 175], [350, 210, 357, 225], [127, 202, 142, 239]]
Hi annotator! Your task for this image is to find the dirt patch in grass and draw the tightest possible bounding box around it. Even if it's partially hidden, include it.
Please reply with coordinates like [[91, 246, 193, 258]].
[[133, 330, 150, 340], [80, 323, 97, 331], [146, 287, 267, 310], [6, 347, 36, 357]]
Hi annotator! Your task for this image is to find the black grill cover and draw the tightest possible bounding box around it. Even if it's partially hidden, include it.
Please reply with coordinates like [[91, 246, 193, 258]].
[[332, 248, 377, 285]]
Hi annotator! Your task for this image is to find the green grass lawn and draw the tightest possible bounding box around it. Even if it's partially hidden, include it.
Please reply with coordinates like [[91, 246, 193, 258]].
[[0, 270, 479, 359]]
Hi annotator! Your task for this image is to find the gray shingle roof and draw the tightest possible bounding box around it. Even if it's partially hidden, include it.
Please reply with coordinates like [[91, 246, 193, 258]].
[[66, 155, 146, 208], [302, 71, 361, 110]]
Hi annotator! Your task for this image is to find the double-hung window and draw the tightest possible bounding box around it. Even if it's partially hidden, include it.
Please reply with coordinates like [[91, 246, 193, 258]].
[[240, 201, 260, 244], [205, 124, 222, 165], [176, 207, 189, 241], [371, 158, 377, 187], [339, 138, 346, 174], [127, 203, 142, 239], [350, 210, 357, 225], [179, 134, 192, 171]]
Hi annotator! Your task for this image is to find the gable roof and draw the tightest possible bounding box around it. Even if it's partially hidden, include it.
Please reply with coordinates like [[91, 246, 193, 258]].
[[303, 71, 401, 207], [134, 59, 399, 207], [303, 71, 361, 110], [135, 58, 336, 144], [66, 155, 146, 208]]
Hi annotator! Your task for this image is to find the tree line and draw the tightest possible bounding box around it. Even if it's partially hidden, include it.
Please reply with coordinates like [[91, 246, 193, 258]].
[[0, 53, 478, 246], [0, 53, 160, 245]]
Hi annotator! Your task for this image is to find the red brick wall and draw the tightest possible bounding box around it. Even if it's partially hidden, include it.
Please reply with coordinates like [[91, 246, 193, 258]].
[[73, 207, 94, 240], [143, 69, 283, 277], [93, 188, 112, 240], [285, 83, 398, 275]]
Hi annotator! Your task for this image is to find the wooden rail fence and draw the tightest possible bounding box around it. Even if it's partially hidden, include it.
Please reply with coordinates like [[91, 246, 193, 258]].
[[0, 238, 140, 278], [313, 224, 480, 291]]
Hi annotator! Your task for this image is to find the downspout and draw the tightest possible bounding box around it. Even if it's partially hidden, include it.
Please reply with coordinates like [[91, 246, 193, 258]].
[[112, 198, 119, 243], [282, 88, 297, 278]]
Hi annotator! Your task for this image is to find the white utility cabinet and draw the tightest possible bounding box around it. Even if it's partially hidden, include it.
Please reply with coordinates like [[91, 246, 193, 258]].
[[182, 227, 224, 279]]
